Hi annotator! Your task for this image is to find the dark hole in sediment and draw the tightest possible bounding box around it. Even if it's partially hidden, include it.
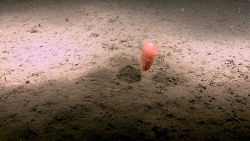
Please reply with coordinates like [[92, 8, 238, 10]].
[[117, 66, 141, 83]]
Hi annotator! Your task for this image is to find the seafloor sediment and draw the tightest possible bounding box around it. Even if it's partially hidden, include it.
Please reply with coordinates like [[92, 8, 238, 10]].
[[0, 0, 249, 140]]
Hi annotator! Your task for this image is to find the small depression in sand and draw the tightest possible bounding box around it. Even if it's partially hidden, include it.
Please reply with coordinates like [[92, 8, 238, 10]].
[[117, 66, 141, 83]]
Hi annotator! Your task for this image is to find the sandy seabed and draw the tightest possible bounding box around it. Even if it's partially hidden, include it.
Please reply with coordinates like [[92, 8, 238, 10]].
[[0, 0, 250, 140]]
